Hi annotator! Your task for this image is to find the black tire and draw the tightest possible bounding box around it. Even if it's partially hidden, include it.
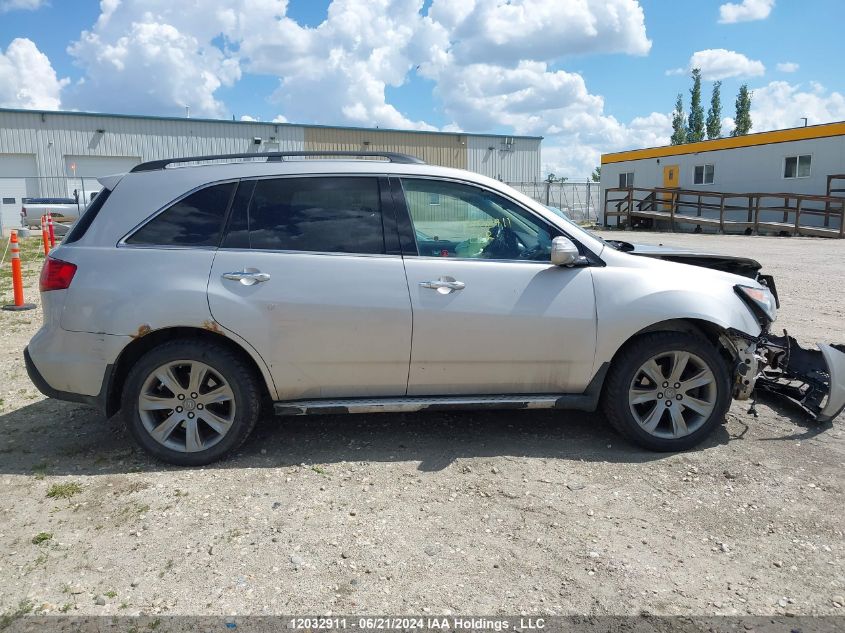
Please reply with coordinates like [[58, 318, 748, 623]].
[[602, 331, 731, 451], [121, 340, 262, 466]]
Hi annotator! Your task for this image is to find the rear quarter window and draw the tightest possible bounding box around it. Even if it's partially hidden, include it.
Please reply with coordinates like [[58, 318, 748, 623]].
[[126, 182, 236, 247], [64, 188, 111, 244]]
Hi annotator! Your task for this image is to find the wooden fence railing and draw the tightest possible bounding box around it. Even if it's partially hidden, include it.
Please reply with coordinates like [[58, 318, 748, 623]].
[[603, 186, 845, 238]]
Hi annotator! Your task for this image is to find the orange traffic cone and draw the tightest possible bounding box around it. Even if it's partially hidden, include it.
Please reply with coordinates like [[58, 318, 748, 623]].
[[3, 231, 36, 311], [47, 212, 56, 248], [41, 215, 49, 255]]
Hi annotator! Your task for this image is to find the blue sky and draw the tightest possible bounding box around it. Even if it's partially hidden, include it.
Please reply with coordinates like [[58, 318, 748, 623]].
[[1, 0, 843, 175]]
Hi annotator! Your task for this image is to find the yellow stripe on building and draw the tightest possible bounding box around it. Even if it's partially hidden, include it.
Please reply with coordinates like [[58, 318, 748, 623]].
[[601, 121, 845, 165]]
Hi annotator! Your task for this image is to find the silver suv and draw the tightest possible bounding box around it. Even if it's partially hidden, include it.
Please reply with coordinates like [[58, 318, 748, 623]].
[[25, 152, 845, 465]]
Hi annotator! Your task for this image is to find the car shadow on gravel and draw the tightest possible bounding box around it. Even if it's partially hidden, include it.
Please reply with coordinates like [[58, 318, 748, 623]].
[[0, 398, 734, 475], [753, 391, 836, 442]]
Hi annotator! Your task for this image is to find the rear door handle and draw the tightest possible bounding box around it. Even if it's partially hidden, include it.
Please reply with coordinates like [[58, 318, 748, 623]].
[[420, 276, 465, 294], [222, 268, 271, 286]]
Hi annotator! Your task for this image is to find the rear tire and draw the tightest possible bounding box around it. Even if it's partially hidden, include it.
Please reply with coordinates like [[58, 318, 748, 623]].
[[121, 340, 261, 466], [602, 331, 731, 451]]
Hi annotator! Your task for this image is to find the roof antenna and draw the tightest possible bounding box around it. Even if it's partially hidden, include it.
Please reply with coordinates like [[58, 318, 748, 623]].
[[185, 105, 190, 119]]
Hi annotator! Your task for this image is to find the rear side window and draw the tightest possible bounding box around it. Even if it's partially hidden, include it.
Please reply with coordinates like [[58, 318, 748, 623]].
[[223, 177, 385, 254], [127, 182, 235, 247], [64, 187, 111, 244]]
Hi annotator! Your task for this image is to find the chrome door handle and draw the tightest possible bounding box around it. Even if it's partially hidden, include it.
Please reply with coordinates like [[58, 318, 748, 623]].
[[420, 276, 465, 294], [222, 269, 271, 286]]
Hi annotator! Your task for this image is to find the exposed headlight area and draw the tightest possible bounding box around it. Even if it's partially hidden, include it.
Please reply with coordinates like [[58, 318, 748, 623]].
[[735, 284, 777, 323]]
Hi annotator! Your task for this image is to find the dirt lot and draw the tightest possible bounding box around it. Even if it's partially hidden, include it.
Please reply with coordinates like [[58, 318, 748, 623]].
[[0, 231, 843, 618]]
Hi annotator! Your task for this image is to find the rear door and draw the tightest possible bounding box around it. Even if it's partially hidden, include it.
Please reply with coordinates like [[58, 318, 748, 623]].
[[208, 175, 413, 400]]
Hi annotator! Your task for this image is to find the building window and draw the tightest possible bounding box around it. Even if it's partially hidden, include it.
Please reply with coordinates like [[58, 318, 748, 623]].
[[429, 192, 441, 206], [784, 155, 811, 179], [693, 164, 715, 185], [618, 172, 634, 188], [1, 198, 15, 204]]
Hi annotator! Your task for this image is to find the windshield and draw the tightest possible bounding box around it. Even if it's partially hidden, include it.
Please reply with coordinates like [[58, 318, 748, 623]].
[[542, 205, 625, 251]]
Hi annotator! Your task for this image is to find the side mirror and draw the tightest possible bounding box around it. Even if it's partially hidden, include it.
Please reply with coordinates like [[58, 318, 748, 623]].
[[551, 236, 580, 266]]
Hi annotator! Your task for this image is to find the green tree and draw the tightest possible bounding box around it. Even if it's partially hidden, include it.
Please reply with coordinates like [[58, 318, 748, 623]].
[[706, 81, 722, 139], [670, 93, 687, 145], [686, 68, 705, 142], [590, 166, 601, 182], [731, 84, 753, 137]]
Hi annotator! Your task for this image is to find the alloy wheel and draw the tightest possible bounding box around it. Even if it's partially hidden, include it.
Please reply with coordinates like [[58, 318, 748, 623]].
[[138, 360, 236, 453], [627, 350, 717, 439]]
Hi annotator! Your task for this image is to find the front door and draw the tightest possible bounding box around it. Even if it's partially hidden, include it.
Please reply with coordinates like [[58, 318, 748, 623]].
[[395, 177, 597, 396], [208, 176, 412, 400]]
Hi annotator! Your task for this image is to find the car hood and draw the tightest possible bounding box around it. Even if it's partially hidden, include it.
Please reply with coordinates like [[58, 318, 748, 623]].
[[620, 241, 763, 279]]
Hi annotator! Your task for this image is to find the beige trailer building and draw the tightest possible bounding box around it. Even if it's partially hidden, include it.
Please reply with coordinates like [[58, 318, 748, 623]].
[[0, 108, 542, 232]]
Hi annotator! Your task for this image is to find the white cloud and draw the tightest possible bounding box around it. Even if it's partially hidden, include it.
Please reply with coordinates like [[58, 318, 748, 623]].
[[686, 49, 765, 80], [718, 0, 774, 24], [429, 59, 669, 175], [0, 0, 46, 13], [428, 0, 652, 65], [776, 61, 799, 73], [62, 0, 660, 175], [0, 38, 68, 110], [746, 81, 845, 132], [66, 1, 248, 117]]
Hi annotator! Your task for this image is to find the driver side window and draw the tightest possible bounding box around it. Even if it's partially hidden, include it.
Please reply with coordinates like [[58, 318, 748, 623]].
[[400, 178, 553, 261]]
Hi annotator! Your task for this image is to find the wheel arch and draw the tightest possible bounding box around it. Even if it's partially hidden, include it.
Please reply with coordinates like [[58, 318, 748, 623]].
[[105, 325, 275, 418], [600, 317, 736, 390]]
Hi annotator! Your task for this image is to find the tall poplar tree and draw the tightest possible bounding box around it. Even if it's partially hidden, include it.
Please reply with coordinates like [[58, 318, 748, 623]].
[[686, 68, 705, 142], [731, 84, 753, 137], [670, 93, 687, 145], [706, 81, 722, 139]]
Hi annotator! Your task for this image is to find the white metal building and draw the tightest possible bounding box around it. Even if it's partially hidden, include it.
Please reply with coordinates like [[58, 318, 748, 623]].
[[599, 121, 845, 226], [0, 108, 542, 231]]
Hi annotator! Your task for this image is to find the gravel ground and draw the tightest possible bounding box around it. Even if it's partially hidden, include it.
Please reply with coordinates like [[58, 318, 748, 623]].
[[0, 231, 843, 618]]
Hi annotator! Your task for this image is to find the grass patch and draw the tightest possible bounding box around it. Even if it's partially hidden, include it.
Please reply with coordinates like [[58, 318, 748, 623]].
[[46, 482, 82, 499], [104, 590, 117, 599], [311, 465, 327, 475], [31, 531, 52, 545], [31, 462, 48, 480], [0, 599, 34, 630]]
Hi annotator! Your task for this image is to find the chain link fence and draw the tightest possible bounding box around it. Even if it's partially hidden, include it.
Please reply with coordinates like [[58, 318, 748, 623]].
[[505, 181, 601, 223]]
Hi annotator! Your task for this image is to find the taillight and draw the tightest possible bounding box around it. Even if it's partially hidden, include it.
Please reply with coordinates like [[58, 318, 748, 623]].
[[39, 257, 77, 292]]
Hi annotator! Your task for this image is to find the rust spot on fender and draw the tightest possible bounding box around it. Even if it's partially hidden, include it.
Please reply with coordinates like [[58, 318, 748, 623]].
[[131, 324, 152, 339], [202, 320, 223, 334]]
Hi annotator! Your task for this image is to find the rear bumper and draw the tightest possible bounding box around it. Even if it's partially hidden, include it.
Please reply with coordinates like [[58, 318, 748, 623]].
[[24, 325, 130, 416], [24, 346, 111, 415]]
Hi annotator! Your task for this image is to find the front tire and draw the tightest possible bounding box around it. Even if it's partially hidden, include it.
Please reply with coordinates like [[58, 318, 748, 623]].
[[602, 331, 731, 451], [121, 340, 261, 466]]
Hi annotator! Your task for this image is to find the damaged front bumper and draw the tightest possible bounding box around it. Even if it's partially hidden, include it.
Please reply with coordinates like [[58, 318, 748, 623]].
[[727, 329, 845, 422]]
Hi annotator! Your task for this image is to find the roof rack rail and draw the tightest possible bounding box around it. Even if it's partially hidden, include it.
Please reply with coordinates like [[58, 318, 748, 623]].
[[130, 151, 426, 173]]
